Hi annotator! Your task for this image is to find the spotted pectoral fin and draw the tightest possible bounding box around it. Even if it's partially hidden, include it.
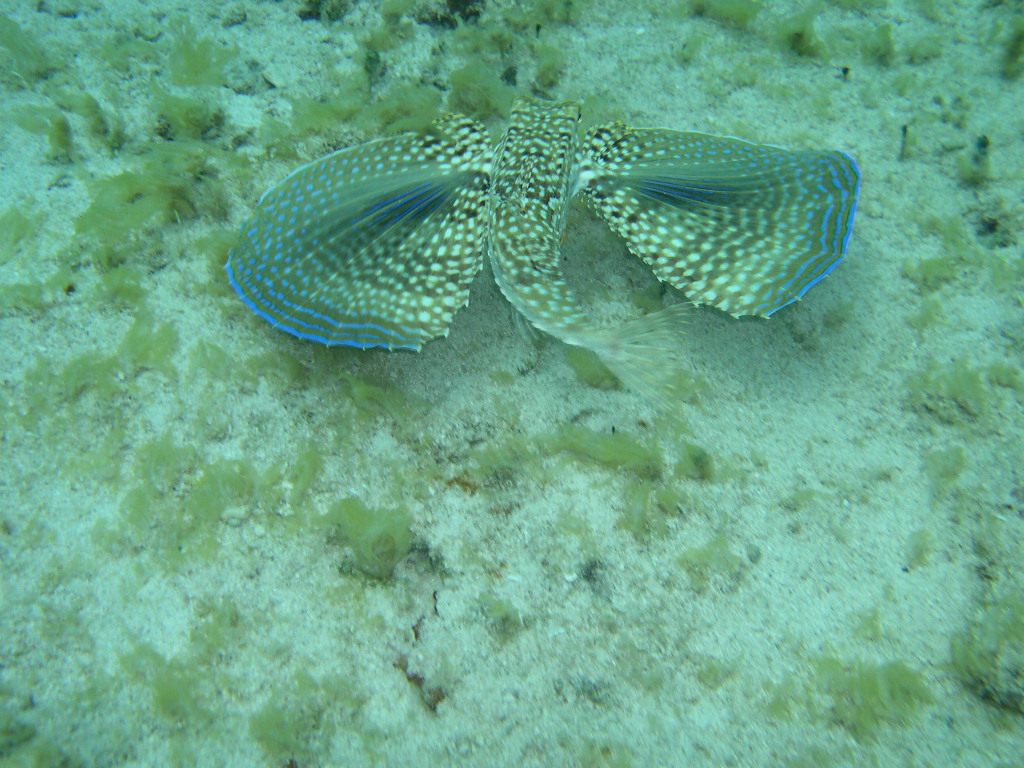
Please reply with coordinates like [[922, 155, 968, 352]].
[[227, 114, 492, 349], [580, 124, 860, 317]]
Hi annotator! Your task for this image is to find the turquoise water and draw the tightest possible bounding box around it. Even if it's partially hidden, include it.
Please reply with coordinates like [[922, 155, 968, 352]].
[[1, 1, 1022, 766]]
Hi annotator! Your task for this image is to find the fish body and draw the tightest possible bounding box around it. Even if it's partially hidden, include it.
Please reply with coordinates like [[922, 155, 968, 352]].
[[227, 97, 860, 401], [488, 99, 591, 344]]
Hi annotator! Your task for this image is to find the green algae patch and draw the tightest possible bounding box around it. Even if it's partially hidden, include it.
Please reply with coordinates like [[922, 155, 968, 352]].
[[118, 313, 180, 381], [617, 485, 673, 542], [859, 21, 897, 66], [900, 254, 957, 291], [780, 487, 821, 514], [544, 425, 662, 480], [76, 143, 225, 269], [53, 90, 127, 150], [167, 21, 235, 87], [695, 654, 739, 690], [12, 105, 74, 162], [669, 368, 709, 403], [463, 432, 543, 491], [0, 205, 41, 262], [186, 459, 255, 518], [907, 358, 1019, 423], [677, 530, 745, 593], [249, 671, 359, 762], [98, 265, 147, 308], [579, 741, 635, 768], [950, 589, 1024, 716], [1002, 15, 1024, 79], [190, 339, 234, 382], [449, 57, 515, 119], [56, 312, 179, 406], [360, 81, 443, 134], [148, 458, 257, 561], [241, 350, 309, 392], [957, 135, 992, 187], [906, 295, 943, 336], [853, 607, 884, 644], [153, 86, 225, 141], [250, 702, 309, 761], [680, 0, 763, 28], [321, 497, 413, 580], [673, 441, 716, 482], [57, 354, 121, 403], [121, 643, 214, 727], [535, 42, 566, 89], [0, 14, 56, 82], [565, 346, 620, 391], [336, 371, 415, 421], [922, 445, 965, 495], [136, 430, 198, 496], [502, 0, 592, 27], [287, 441, 324, 509], [480, 592, 527, 642], [814, 658, 933, 741], [107, 450, 255, 566], [773, 3, 828, 58], [762, 673, 804, 721], [904, 528, 935, 570], [259, 78, 369, 157], [0, 277, 59, 315]]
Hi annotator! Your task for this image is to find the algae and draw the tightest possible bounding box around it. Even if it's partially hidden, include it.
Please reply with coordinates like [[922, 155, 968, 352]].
[[922, 445, 965, 494], [449, 57, 516, 119], [907, 358, 1016, 422], [951, 588, 1024, 716], [120, 643, 214, 726], [480, 592, 527, 642], [545, 425, 662, 480], [76, 143, 223, 269], [774, 3, 827, 58], [678, 530, 745, 593], [286, 441, 323, 509], [0, 14, 55, 82], [153, 86, 225, 141], [167, 21, 235, 87], [814, 657, 933, 741], [900, 255, 958, 291], [0, 206, 40, 262], [673, 441, 716, 482], [905, 528, 935, 569], [321, 497, 413, 580], [535, 42, 567, 89], [565, 346, 620, 391], [98, 265, 147, 308], [1002, 15, 1024, 79], [616, 486, 670, 542], [906, 295, 943, 335], [54, 90, 127, 150], [682, 0, 762, 28]]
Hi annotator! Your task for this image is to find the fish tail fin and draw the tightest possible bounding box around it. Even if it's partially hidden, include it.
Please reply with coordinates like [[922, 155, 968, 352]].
[[585, 302, 691, 408]]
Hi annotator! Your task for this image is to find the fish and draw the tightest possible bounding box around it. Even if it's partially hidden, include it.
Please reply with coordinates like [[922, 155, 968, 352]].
[[226, 97, 860, 402]]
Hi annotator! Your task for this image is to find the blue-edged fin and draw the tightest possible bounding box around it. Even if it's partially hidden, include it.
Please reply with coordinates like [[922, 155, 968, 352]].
[[226, 114, 492, 349], [580, 124, 860, 317]]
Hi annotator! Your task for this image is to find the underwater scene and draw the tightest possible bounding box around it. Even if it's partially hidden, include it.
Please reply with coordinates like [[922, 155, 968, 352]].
[[1, 0, 1022, 765]]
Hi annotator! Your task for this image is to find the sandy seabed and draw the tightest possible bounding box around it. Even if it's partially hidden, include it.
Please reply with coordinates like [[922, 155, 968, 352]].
[[1, 1, 1022, 766]]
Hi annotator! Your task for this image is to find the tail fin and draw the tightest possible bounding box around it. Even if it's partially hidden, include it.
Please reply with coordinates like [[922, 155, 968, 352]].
[[585, 302, 691, 407]]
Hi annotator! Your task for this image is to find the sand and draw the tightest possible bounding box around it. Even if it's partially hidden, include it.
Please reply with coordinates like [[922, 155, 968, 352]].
[[1, 0, 1022, 765]]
